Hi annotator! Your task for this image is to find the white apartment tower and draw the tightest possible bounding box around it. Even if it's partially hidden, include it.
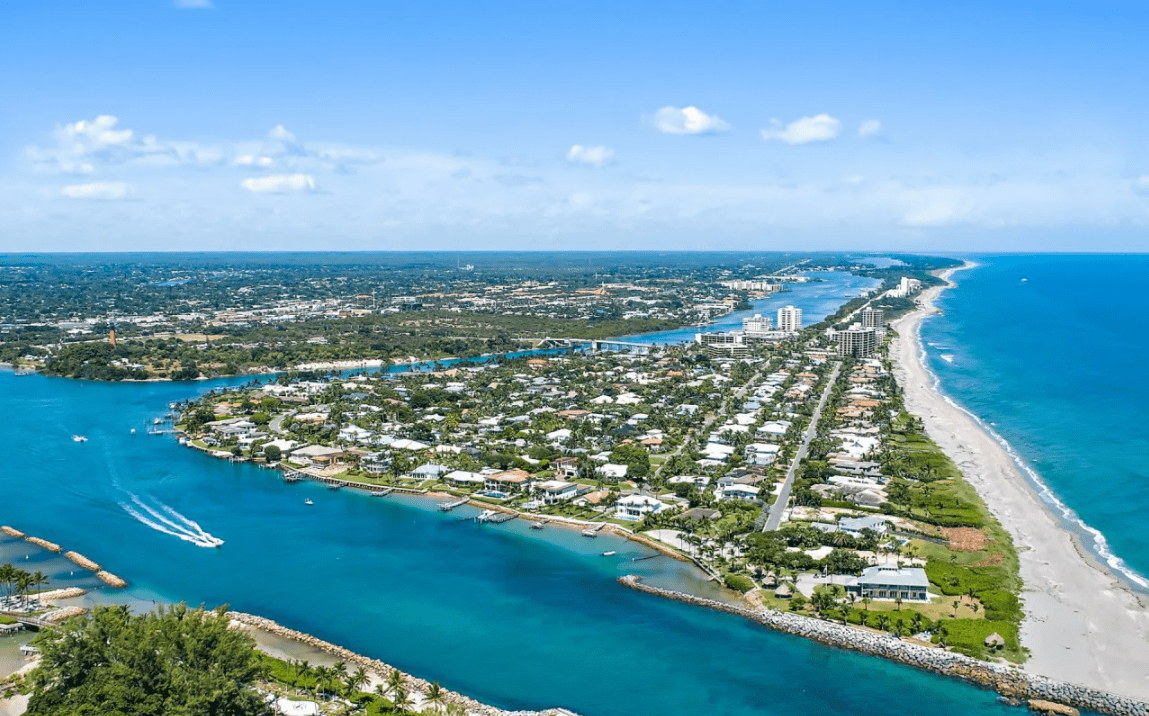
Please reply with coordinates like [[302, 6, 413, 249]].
[[742, 313, 773, 335], [777, 305, 802, 333], [860, 307, 884, 329]]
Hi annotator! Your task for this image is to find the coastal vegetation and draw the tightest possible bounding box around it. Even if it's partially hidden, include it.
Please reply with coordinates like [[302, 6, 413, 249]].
[[24, 604, 267, 716]]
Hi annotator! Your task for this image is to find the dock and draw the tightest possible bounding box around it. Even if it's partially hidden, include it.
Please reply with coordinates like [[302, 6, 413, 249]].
[[371, 487, 394, 497], [476, 510, 516, 524], [437, 498, 469, 512], [582, 523, 607, 538]]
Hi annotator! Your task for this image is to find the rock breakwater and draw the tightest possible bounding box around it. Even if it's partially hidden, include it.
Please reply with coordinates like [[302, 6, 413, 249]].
[[617, 575, 1149, 716], [228, 611, 582, 716], [0, 526, 25, 538], [25, 536, 61, 553], [63, 551, 100, 571]]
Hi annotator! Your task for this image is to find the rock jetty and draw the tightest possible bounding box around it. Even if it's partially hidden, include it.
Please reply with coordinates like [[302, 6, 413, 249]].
[[1, 526, 25, 538], [96, 571, 127, 588], [617, 575, 1149, 716], [25, 536, 62, 552], [228, 611, 582, 716], [64, 551, 100, 571]]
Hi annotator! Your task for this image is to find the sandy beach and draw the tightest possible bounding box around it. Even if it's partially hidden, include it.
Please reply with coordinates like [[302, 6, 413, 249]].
[[890, 263, 1149, 700]]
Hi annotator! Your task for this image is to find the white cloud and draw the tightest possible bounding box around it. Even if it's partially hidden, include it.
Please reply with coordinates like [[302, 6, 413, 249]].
[[760, 114, 841, 144], [269, 125, 296, 142], [241, 174, 315, 193], [174, 0, 212, 7], [648, 106, 730, 135], [236, 155, 273, 167], [61, 181, 131, 200], [858, 119, 883, 138], [1135, 175, 1149, 194], [566, 144, 615, 167]]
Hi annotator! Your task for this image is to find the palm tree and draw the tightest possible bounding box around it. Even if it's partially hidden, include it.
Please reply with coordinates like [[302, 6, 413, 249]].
[[391, 686, 411, 714], [385, 669, 406, 704], [911, 612, 924, 634], [31, 571, 48, 606], [951, 599, 960, 618], [0, 563, 15, 604], [345, 666, 368, 697], [426, 682, 445, 713], [876, 614, 891, 632], [859, 610, 870, 628], [15, 572, 33, 609]]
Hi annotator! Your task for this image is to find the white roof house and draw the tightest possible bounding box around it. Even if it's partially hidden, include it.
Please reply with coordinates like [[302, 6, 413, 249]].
[[615, 494, 666, 521], [596, 463, 629, 479], [717, 484, 760, 502]]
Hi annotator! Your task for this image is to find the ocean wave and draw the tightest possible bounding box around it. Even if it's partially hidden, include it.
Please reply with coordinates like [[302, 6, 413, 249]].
[[914, 317, 1149, 592], [120, 494, 224, 548]]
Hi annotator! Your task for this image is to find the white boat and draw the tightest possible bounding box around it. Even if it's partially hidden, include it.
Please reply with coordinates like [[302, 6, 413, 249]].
[[304, 498, 313, 506], [71, 435, 87, 443], [601, 550, 616, 557]]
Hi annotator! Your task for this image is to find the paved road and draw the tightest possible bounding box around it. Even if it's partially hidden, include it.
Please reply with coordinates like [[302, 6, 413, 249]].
[[763, 362, 841, 531]]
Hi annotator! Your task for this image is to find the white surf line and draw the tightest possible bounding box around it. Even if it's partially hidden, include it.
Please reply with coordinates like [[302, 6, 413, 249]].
[[914, 301, 1149, 592]]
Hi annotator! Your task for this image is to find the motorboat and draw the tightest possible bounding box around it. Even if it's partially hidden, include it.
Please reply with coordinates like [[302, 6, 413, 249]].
[[71, 435, 87, 442], [304, 498, 314, 506], [602, 550, 616, 557]]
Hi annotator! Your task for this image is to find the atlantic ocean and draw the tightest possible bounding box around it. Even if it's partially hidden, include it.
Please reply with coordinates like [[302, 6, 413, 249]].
[[918, 254, 1149, 589]]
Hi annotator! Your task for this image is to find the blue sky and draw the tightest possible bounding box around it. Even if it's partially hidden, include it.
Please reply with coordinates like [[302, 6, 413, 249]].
[[2, 0, 1148, 251]]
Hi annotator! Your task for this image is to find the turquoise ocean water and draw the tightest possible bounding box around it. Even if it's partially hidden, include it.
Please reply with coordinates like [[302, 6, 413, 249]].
[[919, 254, 1149, 590], [0, 270, 1024, 716]]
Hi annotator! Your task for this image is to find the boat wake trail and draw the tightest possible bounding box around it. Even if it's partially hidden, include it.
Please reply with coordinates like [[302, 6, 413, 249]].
[[120, 494, 224, 548]]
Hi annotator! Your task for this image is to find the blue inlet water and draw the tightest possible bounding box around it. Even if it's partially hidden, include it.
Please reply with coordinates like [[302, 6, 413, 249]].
[[0, 268, 1020, 716], [919, 254, 1149, 590]]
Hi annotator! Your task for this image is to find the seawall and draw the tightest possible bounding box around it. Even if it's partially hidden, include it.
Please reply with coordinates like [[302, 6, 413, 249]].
[[617, 575, 1149, 716], [228, 611, 580, 716]]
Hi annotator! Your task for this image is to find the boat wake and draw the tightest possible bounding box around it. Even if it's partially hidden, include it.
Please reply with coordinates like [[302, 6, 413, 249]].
[[120, 493, 224, 548], [913, 316, 1149, 592]]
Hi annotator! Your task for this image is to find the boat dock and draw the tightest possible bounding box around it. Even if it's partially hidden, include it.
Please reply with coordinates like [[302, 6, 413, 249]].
[[371, 487, 394, 497], [582, 523, 607, 538], [438, 498, 469, 512], [476, 510, 516, 524]]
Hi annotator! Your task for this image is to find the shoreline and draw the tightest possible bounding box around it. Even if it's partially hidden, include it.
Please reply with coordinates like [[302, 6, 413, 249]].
[[618, 576, 1149, 716], [890, 262, 1149, 700]]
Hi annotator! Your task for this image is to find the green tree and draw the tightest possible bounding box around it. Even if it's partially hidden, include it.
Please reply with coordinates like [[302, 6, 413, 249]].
[[26, 603, 266, 716]]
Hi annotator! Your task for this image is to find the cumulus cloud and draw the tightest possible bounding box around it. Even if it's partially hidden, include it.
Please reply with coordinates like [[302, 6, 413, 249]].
[[760, 114, 841, 144], [566, 144, 615, 167], [61, 181, 131, 200], [240, 174, 315, 193], [648, 106, 730, 135], [235, 155, 273, 167], [858, 119, 883, 138], [269, 125, 296, 142]]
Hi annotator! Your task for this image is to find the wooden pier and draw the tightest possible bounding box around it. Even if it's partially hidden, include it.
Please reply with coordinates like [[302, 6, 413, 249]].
[[438, 498, 469, 512], [371, 487, 394, 497]]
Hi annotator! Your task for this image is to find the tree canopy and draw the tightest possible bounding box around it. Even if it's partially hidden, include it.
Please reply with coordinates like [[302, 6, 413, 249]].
[[27, 604, 268, 716]]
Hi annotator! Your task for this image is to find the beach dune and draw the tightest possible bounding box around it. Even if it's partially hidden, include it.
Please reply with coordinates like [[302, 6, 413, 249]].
[[891, 263, 1149, 701]]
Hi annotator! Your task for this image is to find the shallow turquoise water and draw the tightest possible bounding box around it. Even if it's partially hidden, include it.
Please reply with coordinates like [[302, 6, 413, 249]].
[[919, 255, 1149, 590], [0, 269, 1019, 716]]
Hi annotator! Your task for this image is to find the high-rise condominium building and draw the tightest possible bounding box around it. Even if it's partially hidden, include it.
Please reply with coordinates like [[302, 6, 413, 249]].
[[860, 307, 884, 329], [777, 306, 802, 333], [837, 323, 878, 358]]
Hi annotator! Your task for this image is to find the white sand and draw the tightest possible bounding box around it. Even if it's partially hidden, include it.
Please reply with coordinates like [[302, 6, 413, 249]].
[[890, 263, 1149, 700]]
